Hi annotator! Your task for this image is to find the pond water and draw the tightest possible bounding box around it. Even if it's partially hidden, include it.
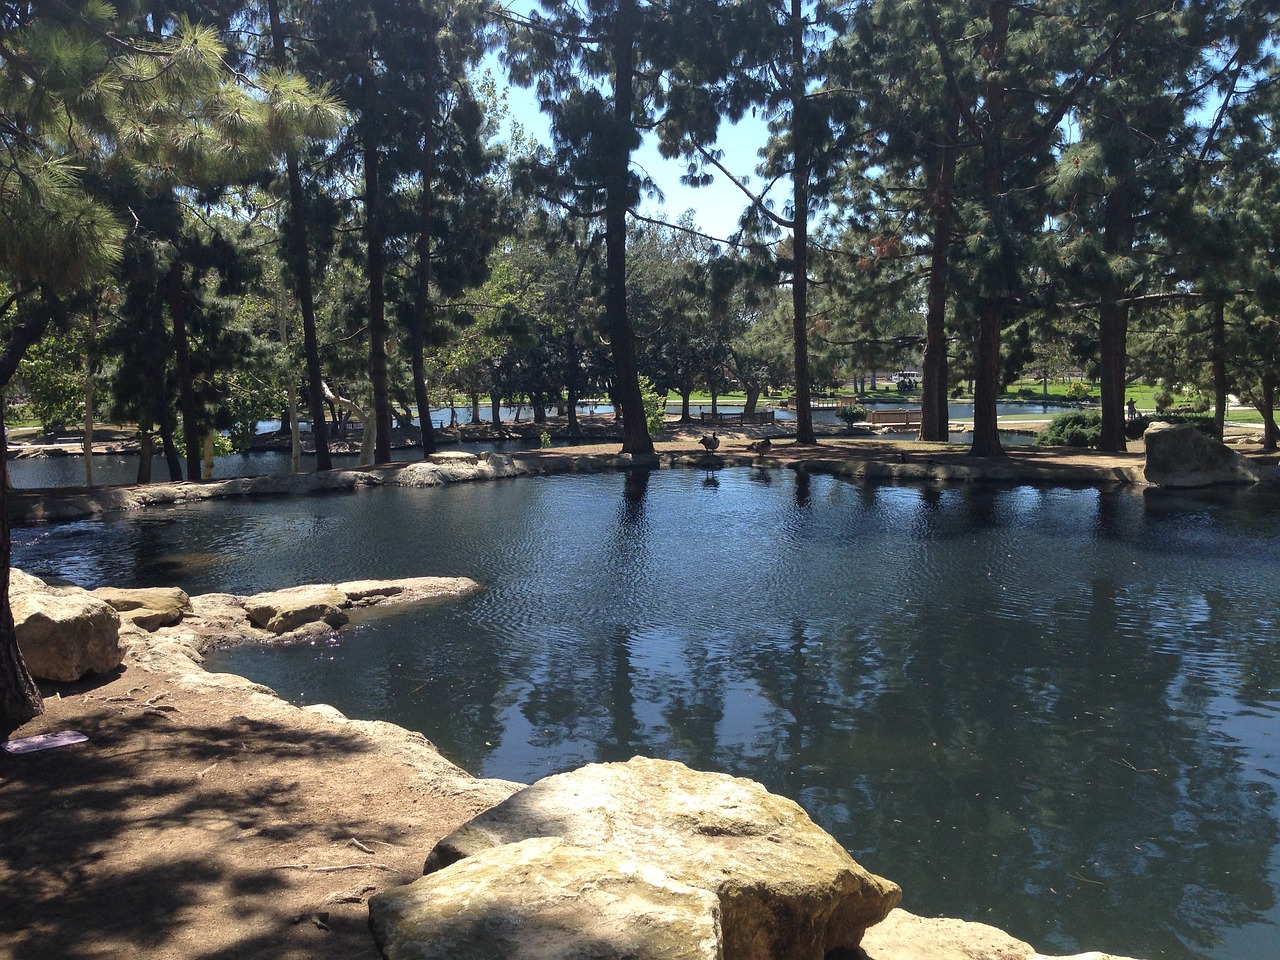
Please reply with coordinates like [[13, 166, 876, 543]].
[[12, 469, 1280, 960]]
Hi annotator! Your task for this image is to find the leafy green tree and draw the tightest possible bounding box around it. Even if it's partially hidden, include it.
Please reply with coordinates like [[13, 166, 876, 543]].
[[666, 0, 859, 445], [504, 0, 723, 455]]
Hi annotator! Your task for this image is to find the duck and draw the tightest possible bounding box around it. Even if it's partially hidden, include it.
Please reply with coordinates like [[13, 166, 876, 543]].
[[698, 432, 720, 452]]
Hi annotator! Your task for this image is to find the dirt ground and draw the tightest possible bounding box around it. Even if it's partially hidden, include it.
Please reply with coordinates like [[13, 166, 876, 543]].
[[2, 424, 1271, 960], [0, 643, 518, 960]]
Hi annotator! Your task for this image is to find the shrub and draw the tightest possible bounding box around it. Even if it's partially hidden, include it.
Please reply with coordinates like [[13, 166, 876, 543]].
[[1037, 410, 1102, 448], [1126, 413, 1216, 441], [1064, 380, 1092, 401], [835, 403, 868, 425], [637, 376, 667, 434]]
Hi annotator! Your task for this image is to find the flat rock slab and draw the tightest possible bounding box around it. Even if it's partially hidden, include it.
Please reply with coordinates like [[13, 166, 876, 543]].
[[243, 584, 349, 634], [371, 836, 722, 960], [421, 756, 901, 960], [91, 586, 192, 630], [859, 909, 1143, 960]]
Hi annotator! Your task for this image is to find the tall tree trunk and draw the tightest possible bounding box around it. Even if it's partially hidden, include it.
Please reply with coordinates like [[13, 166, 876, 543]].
[[968, 2, 1009, 458], [363, 97, 392, 464], [1097, 177, 1134, 452], [0, 412, 42, 734], [1259, 377, 1277, 451], [158, 408, 182, 481], [605, 8, 654, 457], [788, 0, 815, 446], [267, 0, 331, 472], [490, 391, 501, 430], [167, 262, 201, 481], [136, 428, 153, 484], [411, 18, 438, 458], [970, 300, 1004, 455], [921, 106, 957, 442], [83, 303, 97, 488], [1210, 299, 1227, 440]]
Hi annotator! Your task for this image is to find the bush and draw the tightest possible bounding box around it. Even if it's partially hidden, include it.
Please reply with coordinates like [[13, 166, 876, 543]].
[[1064, 380, 1092, 401], [1037, 410, 1102, 448], [1126, 413, 1216, 441], [835, 403, 868, 425], [637, 376, 667, 434]]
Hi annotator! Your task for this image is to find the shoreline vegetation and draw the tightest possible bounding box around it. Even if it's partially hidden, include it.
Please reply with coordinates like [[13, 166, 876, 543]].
[[5, 415, 1277, 527]]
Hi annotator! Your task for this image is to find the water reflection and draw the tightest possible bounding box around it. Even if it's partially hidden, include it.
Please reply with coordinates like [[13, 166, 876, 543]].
[[13, 472, 1280, 960]]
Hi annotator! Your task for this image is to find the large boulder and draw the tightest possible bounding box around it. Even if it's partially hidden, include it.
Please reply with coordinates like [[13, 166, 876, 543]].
[[1144, 422, 1271, 487], [370, 836, 722, 960], [92, 586, 192, 631], [242, 584, 349, 634], [12, 588, 122, 682], [418, 756, 901, 960]]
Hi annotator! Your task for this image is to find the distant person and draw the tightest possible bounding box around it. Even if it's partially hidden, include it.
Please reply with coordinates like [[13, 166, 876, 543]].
[[1126, 398, 1138, 421]]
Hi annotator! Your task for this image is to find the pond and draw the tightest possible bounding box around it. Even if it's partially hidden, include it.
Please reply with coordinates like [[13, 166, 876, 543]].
[[12, 468, 1280, 960]]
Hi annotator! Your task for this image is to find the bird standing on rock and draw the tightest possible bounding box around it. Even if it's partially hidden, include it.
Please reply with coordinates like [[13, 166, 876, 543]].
[[698, 433, 720, 451]]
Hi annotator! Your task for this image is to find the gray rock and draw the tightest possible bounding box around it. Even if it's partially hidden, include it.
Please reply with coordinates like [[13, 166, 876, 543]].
[[1144, 422, 1271, 487], [336, 576, 481, 608], [371, 836, 722, 960], [424, 756, 901, 960], [92, 586, 192, 631], [242, 584, 349, 634], [12, 588, 123, 681]]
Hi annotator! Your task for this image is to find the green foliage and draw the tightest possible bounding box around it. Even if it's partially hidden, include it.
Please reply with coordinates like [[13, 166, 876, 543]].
[[539, 430, 552, 449], [835, 403, 868, 425], [1064, 380, 1092, 401], [1125, 414, 1216, 442], [1036, 411, 1103, 448], [16, 336, 84, 433], [637, 376, 667, 434]]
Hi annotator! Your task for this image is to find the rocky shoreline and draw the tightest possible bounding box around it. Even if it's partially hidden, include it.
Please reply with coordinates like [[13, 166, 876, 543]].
[[4, 568, 1140, 960]]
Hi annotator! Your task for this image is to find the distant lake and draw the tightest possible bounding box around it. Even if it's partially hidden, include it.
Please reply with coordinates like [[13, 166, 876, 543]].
[[12, 468, 1280, 960]]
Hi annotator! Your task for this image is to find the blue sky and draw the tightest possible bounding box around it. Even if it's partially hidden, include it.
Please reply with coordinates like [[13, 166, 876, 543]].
[[481, 3, 773, 243]]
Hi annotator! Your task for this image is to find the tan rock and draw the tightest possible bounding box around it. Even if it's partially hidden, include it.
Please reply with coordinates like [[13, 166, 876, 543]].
[[1144, 421, 1271, 487], [372, 836, 722, 960], [425, 756, 901, 959], [336, 576, 481, 608], [12, 589, 122, 681], [860, 909, 1143, 960], [242, 584, 349, 633], [92, 585, 192, 630]]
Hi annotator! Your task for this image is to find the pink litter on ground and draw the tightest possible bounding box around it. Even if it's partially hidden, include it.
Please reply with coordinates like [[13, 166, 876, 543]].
[[2, 730, 88, 755]]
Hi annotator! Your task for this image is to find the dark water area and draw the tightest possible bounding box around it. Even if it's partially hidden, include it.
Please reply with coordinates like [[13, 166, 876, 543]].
[[12, 470, 1280, 960]]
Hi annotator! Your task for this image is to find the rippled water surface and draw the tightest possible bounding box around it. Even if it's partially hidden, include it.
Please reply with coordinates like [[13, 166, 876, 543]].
[[13, 470, 1280, 960]]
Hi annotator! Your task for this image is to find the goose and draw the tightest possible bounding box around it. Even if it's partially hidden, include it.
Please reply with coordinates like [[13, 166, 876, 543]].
[[698, 432, 720, 452], [746, 438, 773, 454]]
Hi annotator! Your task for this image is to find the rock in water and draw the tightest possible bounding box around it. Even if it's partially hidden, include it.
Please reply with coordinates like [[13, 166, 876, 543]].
[[242, 584, 349, 633], [1144, 421, 1271, 487], [410, 756, 901, 960]]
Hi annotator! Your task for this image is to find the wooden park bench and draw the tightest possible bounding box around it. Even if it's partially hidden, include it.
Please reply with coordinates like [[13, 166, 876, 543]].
[[699, 410, 776, 425], [867, 408, 923, 430]]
